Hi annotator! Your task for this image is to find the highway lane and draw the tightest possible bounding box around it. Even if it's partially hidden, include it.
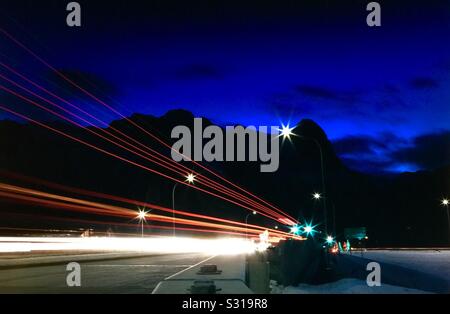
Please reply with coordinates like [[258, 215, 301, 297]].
[[0, 253, 211, 293]]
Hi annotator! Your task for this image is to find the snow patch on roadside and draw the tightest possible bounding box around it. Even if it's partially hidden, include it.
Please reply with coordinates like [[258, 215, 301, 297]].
[[355, 250, 450, 281], [270, 279, 429, 294]]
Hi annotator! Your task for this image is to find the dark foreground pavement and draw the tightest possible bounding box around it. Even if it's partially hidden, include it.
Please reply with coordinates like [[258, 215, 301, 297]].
[[0, 253, 210, 293]]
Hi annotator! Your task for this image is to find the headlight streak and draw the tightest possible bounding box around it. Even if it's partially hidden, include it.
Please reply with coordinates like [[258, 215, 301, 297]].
[[0, 236, 264, 255]]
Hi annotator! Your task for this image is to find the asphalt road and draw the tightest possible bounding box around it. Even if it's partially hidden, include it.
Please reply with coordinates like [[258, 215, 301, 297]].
[[0, 253, 210, 293]]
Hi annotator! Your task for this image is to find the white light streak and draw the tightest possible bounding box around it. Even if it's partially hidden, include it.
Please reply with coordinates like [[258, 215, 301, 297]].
[[0, 236, 264, 255]]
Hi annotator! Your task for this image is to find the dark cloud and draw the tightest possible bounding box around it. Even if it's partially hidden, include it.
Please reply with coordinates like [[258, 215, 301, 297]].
[[333, 131, 450, 173], [266, 82, 416, 128], [339, 156, 394, 174], [390, 131, 450, 170], [269, 97, 314, 116], [266, 85, 364, 121], [294, 85, 359, 104], [174, 64, 223, 80], [333, 133, 409, 155], [409, 77, 439, 89], [333, 135, 387, 155], [46, 69, 119, 99]]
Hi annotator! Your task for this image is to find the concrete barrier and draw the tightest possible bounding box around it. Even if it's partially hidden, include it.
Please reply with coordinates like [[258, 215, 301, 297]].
[[152, 254, 253, 294], [246, 252, 270, 293]]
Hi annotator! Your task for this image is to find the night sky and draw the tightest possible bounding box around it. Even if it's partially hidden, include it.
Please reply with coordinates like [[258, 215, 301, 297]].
[[0, 0, 449, 173]]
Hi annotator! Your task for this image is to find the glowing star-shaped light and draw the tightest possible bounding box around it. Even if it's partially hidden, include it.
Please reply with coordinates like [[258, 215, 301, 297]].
[[278, 124, 295, 140], [313, 192, 322, 200], [304, 225, 313, 234], [442, 199, 449, 206], [290, 225, 300, 235], [185, 173, 196, 184], [302, 221, 319, 237], [326, 235, 334, 244], [137, 209, 147, 221]]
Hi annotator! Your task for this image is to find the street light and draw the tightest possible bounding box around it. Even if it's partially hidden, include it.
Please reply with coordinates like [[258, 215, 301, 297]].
[[279, 124, 295, 140], [302, 222, 317, 237], [304, 225, 313, 235], [326, 235, 334, 245], [245, 211, 257, 239], [294, 133, 330, 266], [186, 173, 196, 184], [290, 225, 300, 235], [172, 173, 197, 237], [137, 208, 147, 237], [441, 198, 450, 244]]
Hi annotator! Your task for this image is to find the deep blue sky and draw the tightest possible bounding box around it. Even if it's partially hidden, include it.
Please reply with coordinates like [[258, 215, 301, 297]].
[[0, 0, 449, 173]]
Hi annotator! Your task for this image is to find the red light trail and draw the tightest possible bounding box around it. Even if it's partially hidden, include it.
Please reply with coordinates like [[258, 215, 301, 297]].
[[0, 73, 291, 223], [0, 27, 297, 224], [0, 182, 303, 241], [0, 27, 300, 238], [0, 103, 289, 223], [0, 172, 287, 234]]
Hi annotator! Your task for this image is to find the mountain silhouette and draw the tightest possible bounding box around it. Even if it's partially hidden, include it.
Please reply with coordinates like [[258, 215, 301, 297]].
[[0, 110, 449, 246]]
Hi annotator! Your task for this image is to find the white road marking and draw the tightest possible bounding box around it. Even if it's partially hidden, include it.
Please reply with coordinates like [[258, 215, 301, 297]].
[[84, 264, 192, 267], [165, 255, 216, 280]]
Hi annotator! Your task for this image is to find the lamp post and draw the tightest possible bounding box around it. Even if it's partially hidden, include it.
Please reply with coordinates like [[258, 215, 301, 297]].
[[295, 133, 330, 268], [442, 198, 450, 244], [137, 209, 147, 237], [245, 211, 257, 239], [280, 125, 328, 237], [172, 173, 196, 237], [280, 124, 330, 268], [303, 136, 328, 237], [172, 183, 178, 237]]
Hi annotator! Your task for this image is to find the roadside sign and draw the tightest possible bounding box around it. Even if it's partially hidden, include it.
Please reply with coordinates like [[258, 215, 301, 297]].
[[344, 227, 367, 240]]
